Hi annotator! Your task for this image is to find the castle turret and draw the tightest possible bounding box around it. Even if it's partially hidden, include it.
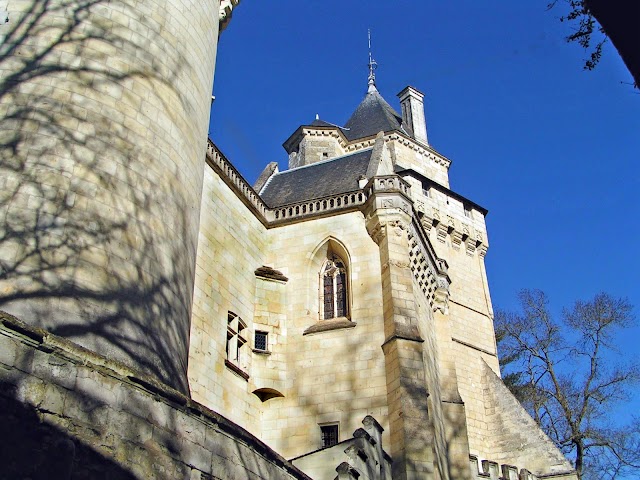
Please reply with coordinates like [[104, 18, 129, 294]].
[[0, 0, 239, 393]]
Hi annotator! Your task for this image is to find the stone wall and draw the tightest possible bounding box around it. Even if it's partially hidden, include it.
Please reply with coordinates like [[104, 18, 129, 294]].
[[0, 0, 222, 393], [263, 213, 389, 459], [403, 159, 501, 462], [188, 163, 269, 430], [188, 155, 392, 459], [480, 362, 575, 476], [388, 136, 451, 188], [0, 311, 310, 480]]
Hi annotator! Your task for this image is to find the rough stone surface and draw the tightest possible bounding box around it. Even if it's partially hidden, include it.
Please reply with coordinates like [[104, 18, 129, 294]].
[[0, 0, 221, 393], [0, 313, 310, 480]]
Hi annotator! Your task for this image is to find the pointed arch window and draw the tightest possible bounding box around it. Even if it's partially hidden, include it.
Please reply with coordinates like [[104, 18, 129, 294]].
[[321, 254, 348, 320]]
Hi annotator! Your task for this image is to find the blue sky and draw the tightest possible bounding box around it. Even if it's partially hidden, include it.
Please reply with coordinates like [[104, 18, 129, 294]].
[[210, 2, 639, 361]]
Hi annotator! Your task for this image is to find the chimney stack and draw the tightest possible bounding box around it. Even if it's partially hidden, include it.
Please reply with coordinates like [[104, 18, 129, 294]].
[[397, 86, 428, 146]]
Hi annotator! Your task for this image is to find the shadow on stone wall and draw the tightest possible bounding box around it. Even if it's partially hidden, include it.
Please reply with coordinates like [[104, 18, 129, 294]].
[[0, 379, 136, 480], [0, 0, 209, 393]]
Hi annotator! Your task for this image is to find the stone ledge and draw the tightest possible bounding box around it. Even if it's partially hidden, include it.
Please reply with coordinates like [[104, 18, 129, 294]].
[[302, 317, 356, 336], [381, 323, 424, 349], [252, 348, 271, 355], [255, 266, 288, 282], [224, 359, 250, 381]]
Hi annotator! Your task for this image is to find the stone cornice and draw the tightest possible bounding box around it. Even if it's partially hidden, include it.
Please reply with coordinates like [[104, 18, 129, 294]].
[[416, 200, 488, 257], [386, 133, 451, 168], [398, 167, 488, 216], [282, 126, 447, 167], [206, 141, 271, 226]]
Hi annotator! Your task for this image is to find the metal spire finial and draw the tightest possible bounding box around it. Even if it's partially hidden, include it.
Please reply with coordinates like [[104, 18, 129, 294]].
[[367, 29, 378, 92]]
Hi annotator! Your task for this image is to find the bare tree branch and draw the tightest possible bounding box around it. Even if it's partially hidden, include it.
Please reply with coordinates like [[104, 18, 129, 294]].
[[496, 290, 639, 479]]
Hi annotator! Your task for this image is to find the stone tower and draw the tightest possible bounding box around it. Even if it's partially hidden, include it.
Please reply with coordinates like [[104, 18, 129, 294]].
[[0, 0, 236, 392]]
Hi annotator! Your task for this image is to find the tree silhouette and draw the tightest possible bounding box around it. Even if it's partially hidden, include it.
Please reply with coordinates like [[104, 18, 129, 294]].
[[496, 290, 640, 479]]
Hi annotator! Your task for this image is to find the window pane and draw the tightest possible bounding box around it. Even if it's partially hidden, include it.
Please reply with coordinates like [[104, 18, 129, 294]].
[[321, 424, 338, 448], [323, 274, 334, 319], [336, 272, 346, 317], [255, 331, 268, 351]]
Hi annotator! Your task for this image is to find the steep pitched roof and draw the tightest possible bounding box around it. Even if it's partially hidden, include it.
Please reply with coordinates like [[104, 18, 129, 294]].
[[343, 90, 404, 141], [309, 118, 335, 128], [259, 149, 373, 208]]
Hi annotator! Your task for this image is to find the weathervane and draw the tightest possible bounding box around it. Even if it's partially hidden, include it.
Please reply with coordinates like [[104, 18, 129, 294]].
[[367, 28, 378, 92]]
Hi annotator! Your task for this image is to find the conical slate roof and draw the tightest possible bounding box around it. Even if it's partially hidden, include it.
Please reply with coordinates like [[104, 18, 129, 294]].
[[343, 89, 404, 141]]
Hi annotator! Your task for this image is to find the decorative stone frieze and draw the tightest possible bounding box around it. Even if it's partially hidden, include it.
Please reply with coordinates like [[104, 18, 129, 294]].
[[418, 204, 488, 255], [207, 141, 271, 222], [366, 220, 387, 245], [436, 222, 449, 243], [451, 228, 464, 250]]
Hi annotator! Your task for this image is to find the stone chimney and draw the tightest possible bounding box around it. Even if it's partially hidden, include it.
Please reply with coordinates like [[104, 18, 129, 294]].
[[397, 86, 428, 146]]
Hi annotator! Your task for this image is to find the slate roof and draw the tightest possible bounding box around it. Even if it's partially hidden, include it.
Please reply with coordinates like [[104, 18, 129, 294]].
[[259, 149, 373, 208], [309, 118, 335, 128], [343, 90, 405, 141]]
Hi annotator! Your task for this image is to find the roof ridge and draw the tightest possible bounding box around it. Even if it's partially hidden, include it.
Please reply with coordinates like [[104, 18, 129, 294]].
[[270, 147, 374, 177]]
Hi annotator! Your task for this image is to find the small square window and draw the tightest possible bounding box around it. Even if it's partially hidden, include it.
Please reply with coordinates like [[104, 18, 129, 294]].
[[464, 205, 473, 218], [320, 424, 339, 448], [254, 331, 268, 351], [422, 186, 430, 198]]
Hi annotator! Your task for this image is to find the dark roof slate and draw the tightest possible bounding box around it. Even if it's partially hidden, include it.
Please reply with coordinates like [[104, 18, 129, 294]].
[[259, 149, 373, 208], [343, 90, 404, 141], [309, 118, 335, 128]]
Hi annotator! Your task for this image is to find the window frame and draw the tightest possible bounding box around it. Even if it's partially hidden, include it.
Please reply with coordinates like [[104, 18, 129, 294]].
[[225, 312, 249, 379], [320, 423, 339, 449], [319, 254, 349, 321], [253, 330, 269, 352]]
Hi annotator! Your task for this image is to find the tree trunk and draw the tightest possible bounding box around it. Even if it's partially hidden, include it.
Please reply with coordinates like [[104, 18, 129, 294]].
[[575, 441, 584, 479]]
